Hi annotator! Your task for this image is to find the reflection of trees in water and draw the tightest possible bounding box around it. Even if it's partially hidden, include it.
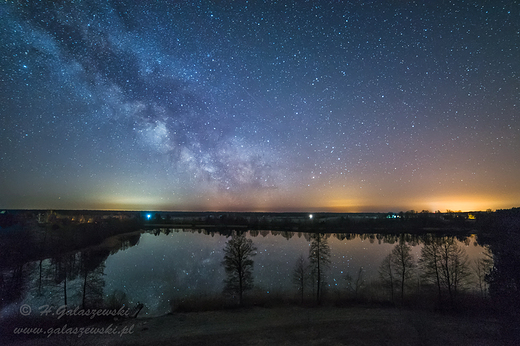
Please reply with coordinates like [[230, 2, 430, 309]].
[[78, 249, 109, 308], [2, 224, 500, 318], [33, 249, 109, 308], [0, 231, 143, 312], [49, 253, 76, 306], [2, 251, 105, 311], [0, 219, 142, 304], [0, 219, 142, 271], [160, 228, 491, 308], [110, 233, 142, 255]]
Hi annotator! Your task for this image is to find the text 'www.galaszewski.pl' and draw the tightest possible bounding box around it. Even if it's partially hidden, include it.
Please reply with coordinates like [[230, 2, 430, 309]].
[[14, 304, 135, 338], [13, 323, 135, 338]]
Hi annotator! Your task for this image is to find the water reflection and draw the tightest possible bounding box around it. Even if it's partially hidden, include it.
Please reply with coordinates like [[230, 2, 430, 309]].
[[2, 229, 489, 317], [103, 229, 488, 316]]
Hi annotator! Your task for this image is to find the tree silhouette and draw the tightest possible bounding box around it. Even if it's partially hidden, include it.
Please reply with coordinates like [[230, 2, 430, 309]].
[[78, 249, 109, 308], [390, 240, 415, 302], [222, 232, 256, 306], [419, 240, 443, 301], [309, 233, 331, 304], [419, 237, 471, 306], [0, 264, 31, 310], [292, 254, 308, 303], [473, 247, 493, 298], [50, 253, 78, 306], [345, 266, 366, 298], [439, 238, 471, 304], [478, 208, 520, 343], [379, 254, 395, 302]]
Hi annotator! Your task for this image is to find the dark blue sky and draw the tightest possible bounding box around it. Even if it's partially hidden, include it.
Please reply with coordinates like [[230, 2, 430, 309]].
[[1, 1, 519, 212]]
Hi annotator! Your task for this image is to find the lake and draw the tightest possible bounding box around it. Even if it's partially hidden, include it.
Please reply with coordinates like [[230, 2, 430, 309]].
[[1, 228, 489, 318]]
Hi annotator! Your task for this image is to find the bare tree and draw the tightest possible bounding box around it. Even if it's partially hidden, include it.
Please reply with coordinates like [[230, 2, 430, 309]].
[[439, 238, 471, 303], [222, 232, 257, 306], [379, 254, 395, 302], [309, 233, 331, 304], [419, 240, 443, 301], [78, 249, 108, 309], [292, 254, 308, 303], [50, 253, 78, 306], [473, 247, 493, 298], [419, 237, 471, 306], [391, 240, 415, 302], [345, 267, 366, 298]]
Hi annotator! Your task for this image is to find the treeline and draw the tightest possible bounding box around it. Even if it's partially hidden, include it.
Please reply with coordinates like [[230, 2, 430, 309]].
[[296, 234, 490, 309], [142, 210, 480, 233], [0, 215, 143, 272], [0, 230, 142, 312], [162, 229, 496, 324], [476, 208, 520, 343], [215, 208, 517, 342], [150, 226, 472, 247], [377, 236, 491, 308]]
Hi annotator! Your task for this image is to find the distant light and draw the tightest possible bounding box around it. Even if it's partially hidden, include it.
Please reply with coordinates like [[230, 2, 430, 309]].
[[146, 214, 152, 220], [309, 214, 313, 219]]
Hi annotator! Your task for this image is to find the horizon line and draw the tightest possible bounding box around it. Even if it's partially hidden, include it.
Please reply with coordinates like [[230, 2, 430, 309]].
[[3, 207, 513, 214]]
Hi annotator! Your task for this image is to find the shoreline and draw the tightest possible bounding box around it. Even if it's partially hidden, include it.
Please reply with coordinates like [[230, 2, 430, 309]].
[[3, 305, 501, 346]]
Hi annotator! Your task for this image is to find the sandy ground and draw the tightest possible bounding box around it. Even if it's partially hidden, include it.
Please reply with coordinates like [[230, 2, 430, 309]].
[[3, 306, 501, 346]]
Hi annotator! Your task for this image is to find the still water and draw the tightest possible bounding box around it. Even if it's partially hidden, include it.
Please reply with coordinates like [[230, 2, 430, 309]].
[[5, 229, 489, 317]]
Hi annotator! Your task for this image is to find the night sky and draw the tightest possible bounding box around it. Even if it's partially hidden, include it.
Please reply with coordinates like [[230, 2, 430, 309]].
[[1, 1, 519, 212]]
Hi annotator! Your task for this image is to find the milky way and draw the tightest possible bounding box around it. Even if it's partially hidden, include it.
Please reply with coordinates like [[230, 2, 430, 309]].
[[1, 1, 519, 212]]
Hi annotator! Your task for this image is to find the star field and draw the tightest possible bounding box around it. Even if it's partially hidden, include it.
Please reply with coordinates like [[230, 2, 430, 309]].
[[1, 1, 519, 212]]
